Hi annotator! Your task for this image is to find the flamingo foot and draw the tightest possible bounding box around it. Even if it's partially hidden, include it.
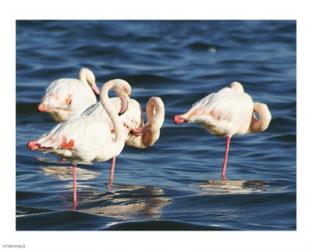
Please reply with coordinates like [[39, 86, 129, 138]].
[[106, 182, 113, 191], [221, 173, 227, 181]]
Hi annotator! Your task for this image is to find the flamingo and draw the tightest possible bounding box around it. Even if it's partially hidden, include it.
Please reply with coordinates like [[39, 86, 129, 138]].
[[38, 68, 100, 122], [173, 81, 271, 180], [82, 96, 165, 186], [127, 97, 165, 148], [27, 79, 131, 207]]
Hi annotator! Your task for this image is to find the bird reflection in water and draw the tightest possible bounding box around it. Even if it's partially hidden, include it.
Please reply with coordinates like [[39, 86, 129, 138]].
[[79, 185, 171, 220], [40, 165, 171, 219], [199, 180, 268, 194], [41, 165, 100, 181]]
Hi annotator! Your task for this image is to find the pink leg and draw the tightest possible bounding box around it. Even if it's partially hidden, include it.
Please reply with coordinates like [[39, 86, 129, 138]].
[[107, 157, 116, 190], [221, 136, 231, 180], [72, 163, 78, 209]]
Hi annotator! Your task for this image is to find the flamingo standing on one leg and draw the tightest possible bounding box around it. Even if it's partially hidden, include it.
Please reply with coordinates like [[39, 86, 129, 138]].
[[173, 81, 271, 180], [82, 95, 165, 187], [27, 79, 131, 207], [38, 68, 100, 122]]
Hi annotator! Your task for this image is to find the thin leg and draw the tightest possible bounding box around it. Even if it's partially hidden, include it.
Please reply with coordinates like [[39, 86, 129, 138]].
[[221, 136, 231, 180], [107, 157, 116, 190], [72, 163, 77, 208]]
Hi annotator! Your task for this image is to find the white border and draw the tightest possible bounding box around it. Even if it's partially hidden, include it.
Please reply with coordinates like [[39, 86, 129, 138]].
[[1, 0, 311, 249]]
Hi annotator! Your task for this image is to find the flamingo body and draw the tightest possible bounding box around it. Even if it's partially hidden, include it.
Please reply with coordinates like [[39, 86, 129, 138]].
[[180, 82, 254, 136], [38, 68, 99, 122], [30, 115, 123, 163]]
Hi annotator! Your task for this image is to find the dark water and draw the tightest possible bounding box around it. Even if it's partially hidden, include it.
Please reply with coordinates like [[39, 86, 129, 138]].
[[16, 20, 296, 230]]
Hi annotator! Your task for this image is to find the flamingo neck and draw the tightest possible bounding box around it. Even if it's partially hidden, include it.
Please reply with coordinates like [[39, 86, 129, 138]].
[[79, 68, 91, 85], [79, 68, 99, 94], [249, 102, 272, 133], [100, 80, 125, 146], [142, 97, 165, 146]]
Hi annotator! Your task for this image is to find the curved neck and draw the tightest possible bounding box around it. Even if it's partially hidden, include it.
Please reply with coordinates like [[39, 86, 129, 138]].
[[249, 102, 272, 133], [100, 80, 125, 144], [146, 97, 165, 131], [79, 68, 94, 87], [142, 97, 165, 146]]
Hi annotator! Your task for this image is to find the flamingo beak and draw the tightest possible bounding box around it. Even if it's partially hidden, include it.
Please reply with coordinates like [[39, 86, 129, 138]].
[[173, 114, 186, 124], [131, 125, 151, 136], [92, 84, 100, 95], [27, 141, 40, 150], [119, 96, 129, 115], [38, 103, 47, 112]]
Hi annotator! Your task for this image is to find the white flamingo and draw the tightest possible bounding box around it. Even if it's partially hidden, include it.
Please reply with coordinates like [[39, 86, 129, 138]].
[[173, 81, 271, 180], [27, 79, 131, 207], [82, 96, 165, 185], [126, 97, 165, 148], [38, 68, 100, 122]]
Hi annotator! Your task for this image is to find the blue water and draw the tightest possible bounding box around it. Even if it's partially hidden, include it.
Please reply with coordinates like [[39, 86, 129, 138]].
[[16, 20, 296, 230]]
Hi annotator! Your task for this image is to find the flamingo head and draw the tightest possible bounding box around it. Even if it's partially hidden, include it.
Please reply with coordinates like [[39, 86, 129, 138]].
[[88, 75, 100, 95], [91, 84, 100, 95], [114, 79, 132, 115], [80, 68, 100, 95]]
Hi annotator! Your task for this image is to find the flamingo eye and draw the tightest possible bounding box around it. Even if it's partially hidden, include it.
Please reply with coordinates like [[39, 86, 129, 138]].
[[253, 112, 260, 120]]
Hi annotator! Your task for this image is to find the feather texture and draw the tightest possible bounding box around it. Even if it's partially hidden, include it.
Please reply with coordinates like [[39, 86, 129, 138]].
[[39, 68, 98, 121]]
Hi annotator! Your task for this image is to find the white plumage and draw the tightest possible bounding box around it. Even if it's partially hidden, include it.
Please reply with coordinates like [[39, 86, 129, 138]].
[[82, 97, 142, 141], [33, 115, 122, 163], [173, 81, 271, 180], [185, 82, 254, 136], [29, 79, 130, 162], [38, 68, 99, 122], [83, 96, 165, 149], [28, 79, 133, 206]]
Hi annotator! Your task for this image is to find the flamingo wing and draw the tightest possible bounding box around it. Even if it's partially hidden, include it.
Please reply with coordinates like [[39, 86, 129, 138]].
[[34, 115, 112, 162], [189, 87, 254, 136], [40, 78, 97, 121], [82, 97, 142, 136]]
